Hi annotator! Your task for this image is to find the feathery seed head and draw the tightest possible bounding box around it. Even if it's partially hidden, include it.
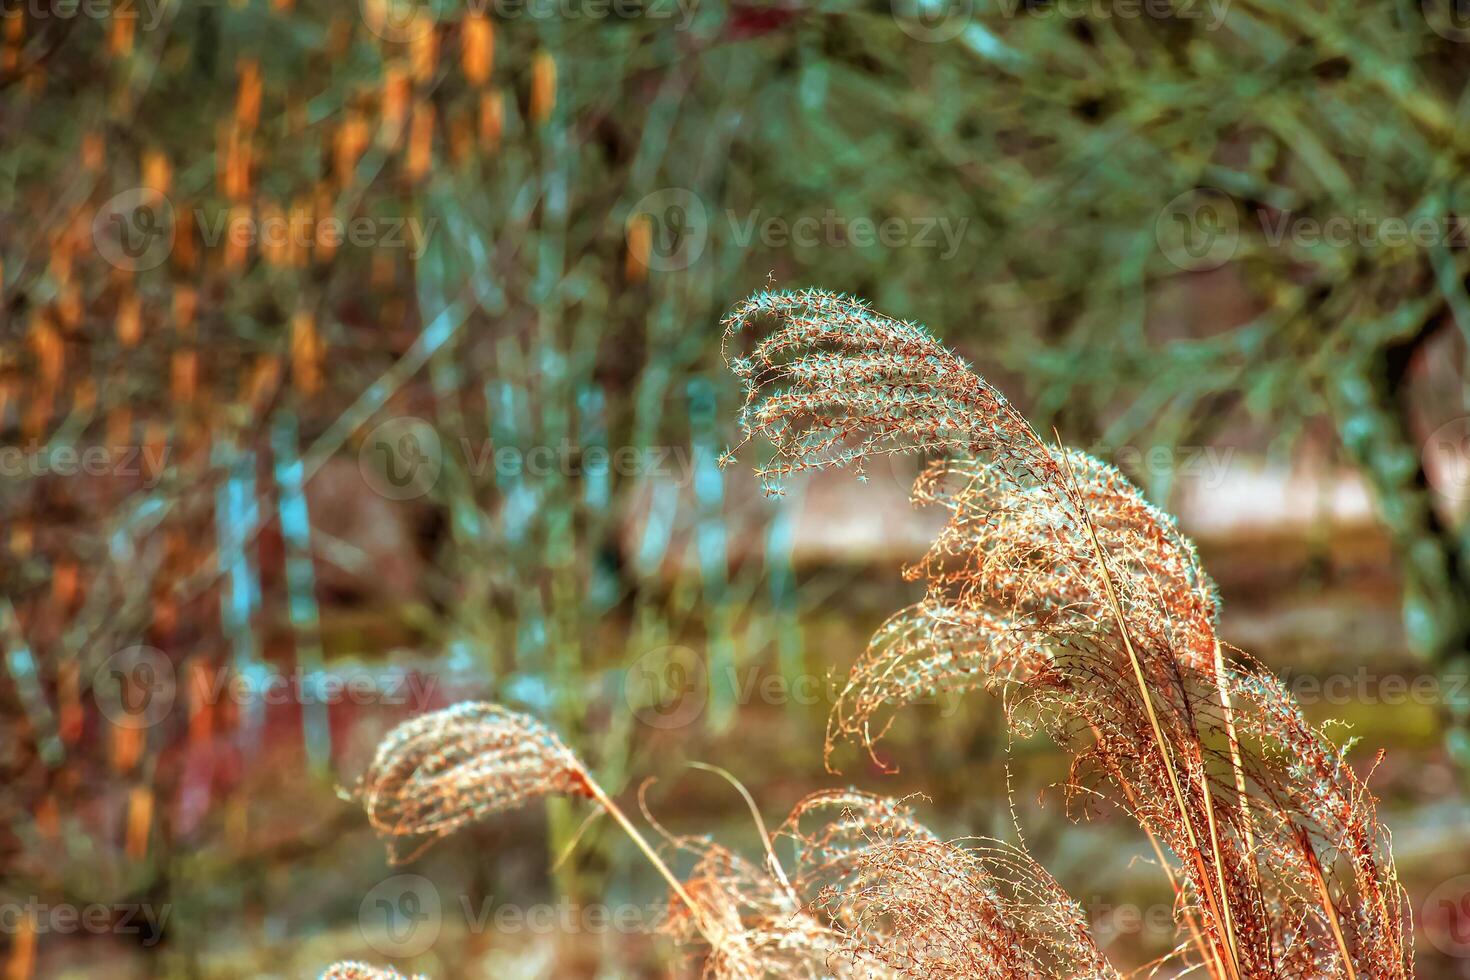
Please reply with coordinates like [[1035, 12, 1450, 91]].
[[354, 701, 593, 863]]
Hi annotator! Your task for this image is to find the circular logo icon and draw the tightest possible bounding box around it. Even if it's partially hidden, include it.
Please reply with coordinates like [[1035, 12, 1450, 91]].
[[627, 188, 709, 273], [891, 0, 974, 43], [94, 646, 176, 729], [361, 0, 439, 42], [1155, 189, 1240, 272], [359, 417, 443, 500], [1424, 873, 1470, 957], [1425, 417, 1470, 503], [1424, 1, 1470, 42], [873, 444, 955, 500], [624, 645, 707, 730], [360, 873, 441, 958], [92, 189, 175, 272]]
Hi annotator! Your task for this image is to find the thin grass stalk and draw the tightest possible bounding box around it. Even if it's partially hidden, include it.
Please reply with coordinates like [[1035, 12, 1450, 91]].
[[687, 761, 799, 906], [1059, 446, 1242, 980], [1101, 724, 1223, 979], [1214, 638, 1257, 867], [580, 773, 719, 944], [1298, 828, 1359, 980]]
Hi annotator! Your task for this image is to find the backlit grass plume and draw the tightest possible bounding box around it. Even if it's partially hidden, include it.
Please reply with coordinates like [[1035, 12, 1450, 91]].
[[320, 963, 425, 980], [342, 704, 1106, 978], [784, 791, 1115, 980], [722, 289, 1409, 980], [652, 821, 853, 979], [350, 701, 722, 945], [346, 702, 845, 977], [354, 701, 596, 863]]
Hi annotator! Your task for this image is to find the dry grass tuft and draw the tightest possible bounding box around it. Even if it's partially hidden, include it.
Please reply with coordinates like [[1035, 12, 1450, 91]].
[[723, 289, 1410, 980], [784, 791, 1115, 980], [353, 701, 594, 863], [655, 829, 854, 979], [320, 962, 425, 980], [342, 705, 1112, 979]]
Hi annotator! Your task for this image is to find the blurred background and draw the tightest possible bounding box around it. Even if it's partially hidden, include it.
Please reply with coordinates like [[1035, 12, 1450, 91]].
[[3, 0, 1470, 976]]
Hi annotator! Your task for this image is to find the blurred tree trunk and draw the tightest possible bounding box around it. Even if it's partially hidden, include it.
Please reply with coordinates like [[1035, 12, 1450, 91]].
[[1328, 323, 1470, 766]]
